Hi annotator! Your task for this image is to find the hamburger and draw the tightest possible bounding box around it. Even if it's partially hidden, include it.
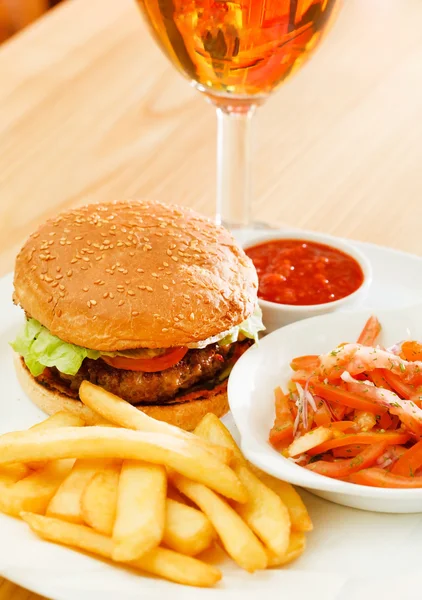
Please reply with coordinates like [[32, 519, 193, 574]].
[[11, 200, 264, 430]]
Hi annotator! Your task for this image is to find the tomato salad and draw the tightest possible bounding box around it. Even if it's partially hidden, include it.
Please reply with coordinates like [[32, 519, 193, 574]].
[[269, 316, 422, 488]]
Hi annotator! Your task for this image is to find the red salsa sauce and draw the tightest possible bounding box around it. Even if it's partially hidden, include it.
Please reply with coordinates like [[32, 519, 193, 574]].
[[245, 239, 364, 306]]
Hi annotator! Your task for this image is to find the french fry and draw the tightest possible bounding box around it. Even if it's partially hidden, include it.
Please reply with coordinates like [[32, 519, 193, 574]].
[[47, 459, 116, 524], [82, 470, 215, 557], [0, 463, 31, 483], [30, 412, 86, 431], [195, 414, 291, 558], [0, 427, 247, 502], [27, 412, 86, 469], [112, 461, 166, 562], [234, 464, 290, 559], [171, 474, 267, 573], [81, 464, 121, 536], [163, 499, 215, 556], [287, 426, 333, 457], [266, 532, 306, 567], [21, 513, 221, 588], [246, 463, 313, 532], [79, 382, 231, 463], [0, 460, 73, 517], [194, 413, 243, 462]]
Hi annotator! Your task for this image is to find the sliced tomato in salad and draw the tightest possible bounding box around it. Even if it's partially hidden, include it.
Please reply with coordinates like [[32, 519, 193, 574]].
[[349, 468, 422, 488], [269, 387, 294, 446], [306, 431, 410, 456], [102, 347, 188, 372], [390, 439, 422, 477], [401, 341, 422, 362], [311, 382, 386, 415], [306, 442, 387, 478]]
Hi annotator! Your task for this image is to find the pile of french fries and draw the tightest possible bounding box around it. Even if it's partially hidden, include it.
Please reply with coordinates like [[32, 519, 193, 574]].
[[0, 381, 312, 587]]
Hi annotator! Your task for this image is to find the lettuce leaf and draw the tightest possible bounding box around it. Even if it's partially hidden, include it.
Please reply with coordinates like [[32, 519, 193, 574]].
[[10, 319, 100, 377], [219, 305, 265, 346], [11, 305, 265, 377]]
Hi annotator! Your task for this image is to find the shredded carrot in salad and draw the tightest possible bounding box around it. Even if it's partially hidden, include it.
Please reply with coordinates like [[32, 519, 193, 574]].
[[269, 316, 422, 488]]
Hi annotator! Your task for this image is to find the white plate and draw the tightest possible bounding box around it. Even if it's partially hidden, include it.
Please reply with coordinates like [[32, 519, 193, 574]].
[[228, 304, 422, 513], [0, 232, 422, 600]]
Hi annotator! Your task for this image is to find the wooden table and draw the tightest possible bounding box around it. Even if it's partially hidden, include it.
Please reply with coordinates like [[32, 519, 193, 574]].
[[0, 0, 421, 596]]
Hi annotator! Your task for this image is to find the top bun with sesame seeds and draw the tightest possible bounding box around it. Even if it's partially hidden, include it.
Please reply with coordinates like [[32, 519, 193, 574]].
[[13, 199, 258, 351]]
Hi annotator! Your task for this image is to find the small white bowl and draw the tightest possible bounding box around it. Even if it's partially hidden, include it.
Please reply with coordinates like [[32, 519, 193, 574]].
[[244, 231, 372, 334], [228, 303, 422, 513]]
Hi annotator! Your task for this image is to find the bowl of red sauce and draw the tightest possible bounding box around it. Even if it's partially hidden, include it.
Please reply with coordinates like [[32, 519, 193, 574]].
[[244, 232, 372, 333]]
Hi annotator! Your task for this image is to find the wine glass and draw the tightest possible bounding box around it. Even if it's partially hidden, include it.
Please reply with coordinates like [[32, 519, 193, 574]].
[[136, 0, 341, 229]]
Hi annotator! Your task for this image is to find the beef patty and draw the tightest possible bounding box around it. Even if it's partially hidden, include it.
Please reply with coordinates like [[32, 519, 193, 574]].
[[36, 340, 251, 405]]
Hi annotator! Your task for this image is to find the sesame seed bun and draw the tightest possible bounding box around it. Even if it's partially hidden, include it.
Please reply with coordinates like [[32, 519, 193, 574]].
[[14, 355, 228, 431], [13, 200, 258, 350]]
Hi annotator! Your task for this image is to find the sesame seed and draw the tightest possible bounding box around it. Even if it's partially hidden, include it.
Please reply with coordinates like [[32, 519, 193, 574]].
[[166, 249, 172, 256], [82, 257, 90, 262], [118, 300, 124, 306], [109, 293, 114, 299], [163, 262, 169, 267], [44, 275, 53, 283], [132, 311, 139, 316], [67, 270, 73, 277], [75, 236, 83, 241], [31, 265, 37, 271], [117, 242, 124, 247], [56, 308, 62, 316], [87, 301, 91, 308], [146, 286, 153, 292], [51, 281, 59, 288], [56, 274, 63, 280], [170, 244, 177, 250], [90, 299, 97, 306], [139, 285, 146, 290], [137, 268, 144, 273], [127, 290, 135, 296], [163, 284, 169, 290], [171, 256, 178, 262], [129, 252, 135, 257], [59, 284, 65, 291], [190, 312, 195, 320], [103, 292, 109, 299], [83, 287, 89, 292], [162, 328, 169, 332], [47, 295, 53, 303], [70, 258, 78, 264], [152, 273, 159, 278], [95, 255, 102, 261]]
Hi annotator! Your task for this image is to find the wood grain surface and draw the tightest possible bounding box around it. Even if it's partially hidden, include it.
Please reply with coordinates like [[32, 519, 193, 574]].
[[0, 0, 421, 597]]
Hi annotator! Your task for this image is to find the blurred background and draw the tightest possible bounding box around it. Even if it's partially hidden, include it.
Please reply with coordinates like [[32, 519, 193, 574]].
[[0, 0, 58, 43]]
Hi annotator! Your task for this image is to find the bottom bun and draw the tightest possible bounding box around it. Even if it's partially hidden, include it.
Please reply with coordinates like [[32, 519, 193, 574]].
[[14, 355, 229, 431]]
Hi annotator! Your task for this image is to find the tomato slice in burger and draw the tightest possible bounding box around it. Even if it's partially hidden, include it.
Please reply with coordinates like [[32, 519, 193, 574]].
[[102, 347, 188, 372]]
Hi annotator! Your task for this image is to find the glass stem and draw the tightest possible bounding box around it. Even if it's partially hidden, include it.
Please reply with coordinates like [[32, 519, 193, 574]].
[[215, 104, 256, 229]]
